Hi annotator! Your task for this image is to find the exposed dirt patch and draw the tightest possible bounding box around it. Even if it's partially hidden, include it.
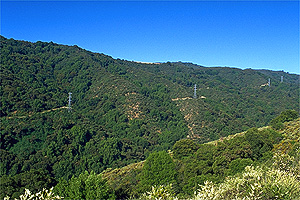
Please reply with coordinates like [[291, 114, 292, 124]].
[[172, 97, 192, 101]]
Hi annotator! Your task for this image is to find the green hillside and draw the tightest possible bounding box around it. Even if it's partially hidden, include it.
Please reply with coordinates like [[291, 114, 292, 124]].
[[3, 115, 298, 199], [86, 117, 300, 199], [0, 36, 299, 198]]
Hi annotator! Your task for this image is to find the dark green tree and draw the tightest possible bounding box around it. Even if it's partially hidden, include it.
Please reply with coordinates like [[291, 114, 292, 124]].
[[0, 169, 57, 199], [173, 139, 199, 159], [270, 110, 299, 130], [227, 158, 253, 175], [54, 171, 115, 199], [245, 128, 282, 161], [139, 151, 177, 192]]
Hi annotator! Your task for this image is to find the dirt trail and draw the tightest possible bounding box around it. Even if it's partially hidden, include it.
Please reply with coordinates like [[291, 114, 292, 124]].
[[172, 96, 206, 101], [172, 97, 192, 101], [5, 106, 68, 119]]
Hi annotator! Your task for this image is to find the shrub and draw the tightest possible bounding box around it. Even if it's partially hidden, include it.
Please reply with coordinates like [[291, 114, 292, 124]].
[[139, 151, 177, 192], [193, 165, 300, 200], [270, 110, 299, 130], [227, 158, 253, 175], [173, 139, 199, 159], [4, 187, 62, 200], [54, 171, 115, 199], [140, 184, 176, 200]]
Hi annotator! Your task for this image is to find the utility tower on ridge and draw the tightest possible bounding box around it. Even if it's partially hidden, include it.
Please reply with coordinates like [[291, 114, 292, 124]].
[[68, 92, 72, 112], [194, 84, 197, 99], [268, 78, 271, 87]]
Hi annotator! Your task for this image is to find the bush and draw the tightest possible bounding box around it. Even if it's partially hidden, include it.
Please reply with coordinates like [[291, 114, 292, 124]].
[[139, 151, 177, 192], [140, 184, 176, 200], [54, 171, 115, 199], [173, 139, 199, 159], [227, 158, 253, 175], [4, 187, 62, 200], [270, 110, 299, 130], [193, 165, 300, 200]]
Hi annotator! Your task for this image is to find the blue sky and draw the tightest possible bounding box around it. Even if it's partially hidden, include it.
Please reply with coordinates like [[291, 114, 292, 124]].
[[1, 1, 299, 74]]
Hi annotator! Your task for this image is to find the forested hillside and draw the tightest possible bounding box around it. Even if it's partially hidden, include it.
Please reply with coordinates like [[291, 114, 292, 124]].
[[2, 113, 299, 199], [96, 114, 299, 199], [1, 36, 299, 198]]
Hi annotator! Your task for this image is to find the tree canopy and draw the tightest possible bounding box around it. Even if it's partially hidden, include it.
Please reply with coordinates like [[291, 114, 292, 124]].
[[1, 36, 299, 199]]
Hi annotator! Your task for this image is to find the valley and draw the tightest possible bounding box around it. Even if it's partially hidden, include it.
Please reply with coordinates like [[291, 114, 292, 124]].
[[0, 36, 299, 199]]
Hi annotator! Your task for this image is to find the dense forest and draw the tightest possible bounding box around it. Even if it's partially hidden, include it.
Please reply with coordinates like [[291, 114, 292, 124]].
[[2, 113, 300, 199], [1, 36, 299, 199]]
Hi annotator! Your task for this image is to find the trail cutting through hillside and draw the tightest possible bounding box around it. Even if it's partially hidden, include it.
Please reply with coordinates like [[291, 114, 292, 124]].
[[5, 106, 68, 119], [172, 97, 192, 101], [172, 96, 206, 101]]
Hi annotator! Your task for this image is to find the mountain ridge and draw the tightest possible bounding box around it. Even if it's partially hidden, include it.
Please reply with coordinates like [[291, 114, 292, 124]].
[[1, 36, 299, 197]]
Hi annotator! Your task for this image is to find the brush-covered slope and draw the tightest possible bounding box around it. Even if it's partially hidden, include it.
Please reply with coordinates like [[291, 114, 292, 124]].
[[2, 116, 298, 199], [0, 36, 189, 180], [0, 36, 299, 184], [99, 117, 300, 199], [66, 117, 299, 199]]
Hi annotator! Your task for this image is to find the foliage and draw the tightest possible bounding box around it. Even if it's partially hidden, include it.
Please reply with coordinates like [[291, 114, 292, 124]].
[[270, 110, 299, 130], [140, 184, 176, 200], [53, 171, 115, 199], [1, 118, 295, 199], [173, 139, 199, 159], [227, 158, 253, 176], [245, 128, 282, 161], [101, 161, 145, 199], [174, 126, 283, 195], [0, 169, 57, 199], [4, 187, 62, 200], [1, 35, 299, 198], [194, 164, 300, 200], [272, 118, 300, 179], [139, 151, 177, 192], [97, 118, 299, 198]]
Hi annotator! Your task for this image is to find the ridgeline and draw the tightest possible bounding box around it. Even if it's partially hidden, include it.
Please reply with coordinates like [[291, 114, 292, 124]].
[[1, 36, 299, 199]]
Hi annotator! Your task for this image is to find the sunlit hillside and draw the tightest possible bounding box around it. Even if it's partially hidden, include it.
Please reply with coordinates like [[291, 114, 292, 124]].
[[1, 36, 299, 199]]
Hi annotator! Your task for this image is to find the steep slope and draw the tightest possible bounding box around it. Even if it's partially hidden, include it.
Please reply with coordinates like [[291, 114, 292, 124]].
[[0, 36, 299, 184], [125, 61, 299, 142], [0, 36, 189, 181], [98, 117, 300, 199]]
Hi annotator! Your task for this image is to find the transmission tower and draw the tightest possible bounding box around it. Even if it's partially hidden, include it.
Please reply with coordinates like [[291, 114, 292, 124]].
[[193, 84, 197, 99], [68, 92, 72, 112], [268, 78, 271, 87]]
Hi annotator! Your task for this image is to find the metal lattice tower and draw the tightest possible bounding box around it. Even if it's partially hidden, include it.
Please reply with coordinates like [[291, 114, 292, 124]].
[[268, 78, 271, 87], [68, 92, 72, 112], [193, 84, 197, 99]]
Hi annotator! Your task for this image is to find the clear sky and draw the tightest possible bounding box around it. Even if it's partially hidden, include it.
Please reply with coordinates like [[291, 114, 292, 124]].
[[1, 1, 299, 74]]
